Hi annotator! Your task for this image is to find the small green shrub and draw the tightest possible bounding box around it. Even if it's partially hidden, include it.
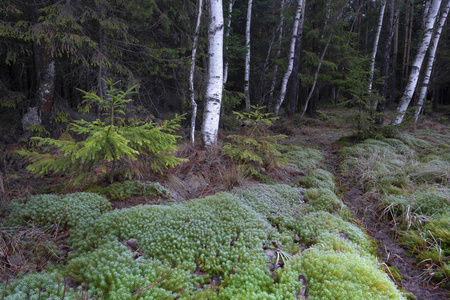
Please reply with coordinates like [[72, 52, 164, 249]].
[[223, 106, 287, 177], [18, 79, 187, 185]]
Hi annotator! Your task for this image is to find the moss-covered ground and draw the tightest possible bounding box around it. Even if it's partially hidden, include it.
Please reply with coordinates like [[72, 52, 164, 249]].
[[1, 114, 449, 299]]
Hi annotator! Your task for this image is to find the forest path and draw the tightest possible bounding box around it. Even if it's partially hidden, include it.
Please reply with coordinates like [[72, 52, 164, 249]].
[[286, 125, 449, 300]]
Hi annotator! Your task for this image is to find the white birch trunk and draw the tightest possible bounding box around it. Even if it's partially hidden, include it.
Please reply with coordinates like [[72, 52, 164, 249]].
[[368, 0, 386, 108], [38, 53, 56, 117], [189, 0, 203, 146], [202, 0, 224, 147], [415, 0, 450, 122], [244, 0, 253, 112], [223, 0, 234, 86], [299, 33, 332, 119], [273, 0, 303, 116], [268, 0, 286, 105], [391, 0, 442, 125]]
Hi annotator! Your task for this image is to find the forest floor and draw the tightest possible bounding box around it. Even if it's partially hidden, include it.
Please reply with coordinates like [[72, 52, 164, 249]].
[[1, 111, 449, 299], [284, 122, 450, 300]]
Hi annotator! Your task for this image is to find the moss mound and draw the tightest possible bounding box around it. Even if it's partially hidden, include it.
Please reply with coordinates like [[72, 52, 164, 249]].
[[2, 184, 404, 299], [280, 250, 405, 300]]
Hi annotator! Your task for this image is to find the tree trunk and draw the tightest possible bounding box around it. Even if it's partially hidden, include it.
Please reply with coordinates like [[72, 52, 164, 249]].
[[400, 0, 410, 92], [37, 48, 56, 120], [190, 0, 203, 146], [273, 0, 303, 117], [414, 0, 450, 122], [368, 0, 386, 101], [202, 0, 224, 147], [389, 9, 400, 105], [244, 0, 253, 112], [391, 0, 442, 125], [223, 0, 234, 87], [375, 0, 395, 124], [300, 33, 332, 119], [267, 0, 286, 108], [287, 0, 306, 117]]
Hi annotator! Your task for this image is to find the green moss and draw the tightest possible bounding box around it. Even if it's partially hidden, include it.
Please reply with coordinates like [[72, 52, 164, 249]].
[[8, 192, 111, 230], [278, 250, 406, 300], [297, 169, 335, 191], [85, 180, 169, 201], [282, 145, 324, 171], [295, 211, 375, 253], [1, 271, 87, 299], [304, 188, 348, 216]]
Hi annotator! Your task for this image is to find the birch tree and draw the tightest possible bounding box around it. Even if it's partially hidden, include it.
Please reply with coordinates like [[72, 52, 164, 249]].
[[223, 0, 235, 87], [273, 0, 303, 116], [287, 0, 307, 116], [414, 0, 450, 122], [189, 0, 203, 146], [375, 0, 395, 123], [202, 0, 224, 147], [244, 0, 253, 112], [267, 0, 286, 106], [391, 0, 442, 125], [368, 0, 386, 106]]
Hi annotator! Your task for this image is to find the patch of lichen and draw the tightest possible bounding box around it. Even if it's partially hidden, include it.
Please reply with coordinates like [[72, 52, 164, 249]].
[[277, 250, 406, 300]]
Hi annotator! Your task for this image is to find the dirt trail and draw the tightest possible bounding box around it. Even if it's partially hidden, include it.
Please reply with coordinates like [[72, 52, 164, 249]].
[[318, 134, 450, 300], [285, 126, 448, 299]]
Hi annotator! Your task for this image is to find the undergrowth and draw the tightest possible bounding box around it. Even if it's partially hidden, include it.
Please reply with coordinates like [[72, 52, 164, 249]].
[[340, 131, 450, 288]]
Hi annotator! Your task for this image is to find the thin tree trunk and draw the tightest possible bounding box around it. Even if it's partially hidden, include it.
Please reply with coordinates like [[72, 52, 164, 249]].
[[368, 0, 387, 101], [287, 0, 306, 117], [414, 0, 450, 122], [37, 49, 55, 119], [267, 0, 286, 107], [244, 0, 253, 112], [389, 9, 400, 105], [202, 0, 224, 147], [223, 0, 234, 87], [400, 0, 411, 92], [189, 0, 203, 146], [391, 0, 442, 125], [375, 0, 395, 124], [273, 0, 303, 117], [299, 33, 332, 119]]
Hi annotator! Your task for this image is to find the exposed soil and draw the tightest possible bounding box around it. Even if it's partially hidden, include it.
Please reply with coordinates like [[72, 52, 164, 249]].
[[292, 126, 450, 300]]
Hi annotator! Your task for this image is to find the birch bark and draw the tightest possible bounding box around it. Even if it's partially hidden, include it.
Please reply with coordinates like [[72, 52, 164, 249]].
[[414, 0, 450, 122], [273, 0, 303, 116], [244, 0, 253, 112], [189, 0, 203, 146], [391, 0, 442, 125], [223, 0, 234, 86], [368, 0, 386, 103], [202, 0, 224, 147]]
